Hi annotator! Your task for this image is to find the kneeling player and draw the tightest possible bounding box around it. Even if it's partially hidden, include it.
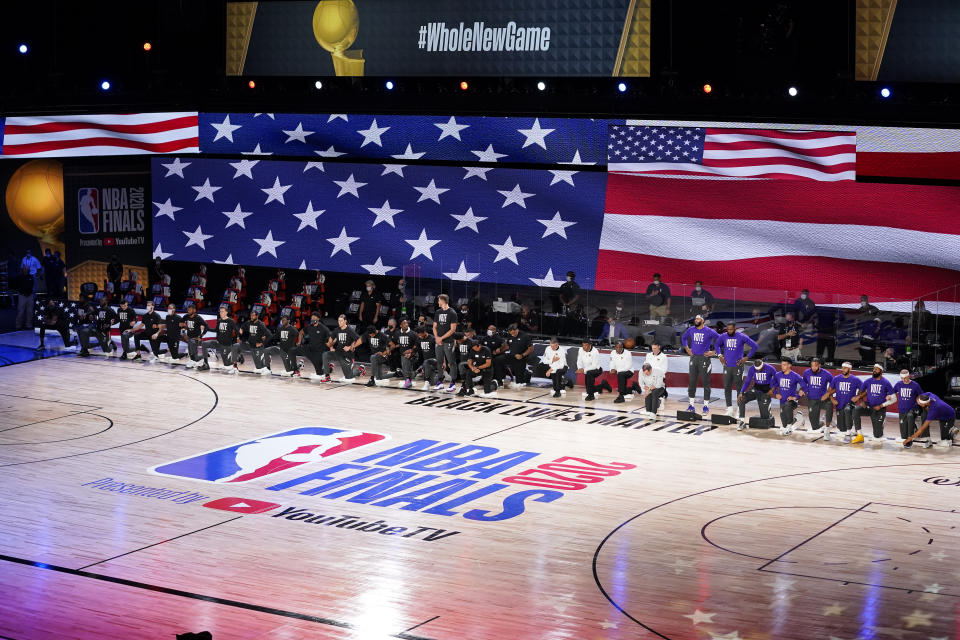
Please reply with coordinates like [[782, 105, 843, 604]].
[[893, 369, 923, 443], [160, 303, 183, 362], [364, 324, 392, 387], [182, 304, 210, 369], [264, 315, 298, 376], [238, 310, 272, 375], [904, 393, 957, 449], [414, 325, 440, 391], [638, 362, 667, 417], [458, 339, 495, 397], [208, 307, 240, 373], [826, 362, 862, 443], [540, 337, 568, 398], [38, 300, 74, 351], [802, 357, 834, 434], [737, 359, 776, 430], [321, 315, 361, 383], [131, 300, 163, 361], [773, 357, 805, 435]]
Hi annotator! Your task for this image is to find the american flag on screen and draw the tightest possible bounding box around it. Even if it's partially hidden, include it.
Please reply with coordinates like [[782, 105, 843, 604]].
[[607, 125, 856, 181], [0, 113, 200, 157]]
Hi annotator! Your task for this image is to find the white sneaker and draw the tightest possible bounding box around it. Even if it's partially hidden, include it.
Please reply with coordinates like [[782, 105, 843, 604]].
[[278, 370, 293, 377], [623, 394, 634, 401], [841, 433, 851, 443], [939, 440, 953, 449], [736, 421, 747, 431], [920, 440, 933, 448], [894, 437, 904, 443], [480, 391, 498, 399], [185, 359, 197, 368], [259, 367, 272, 375], [310, 373, 324, 381], [147, 355, 158, 363], [559, 389, 566, 395], [725, 406, 736, 417], [335, 377, 354, 384], [581, 391, 589, 398], [226, 366, 238, 375], [422, 381, 432, 391]]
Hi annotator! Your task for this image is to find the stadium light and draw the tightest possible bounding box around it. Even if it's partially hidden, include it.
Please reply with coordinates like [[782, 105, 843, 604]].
[[460, 81, 469, 91], [617, 82, 627, 93], [100, 80, 111, 91], [314, 80, 323, 89], [143, 42, 152, 51], [248, 80, 256, 89], [788, 86, 798, 97], [536, 81, 546, 91], [18, 43, 28, 54], [880, 87, 892, 98], [702, 83, 713, 94], [385, 80, 394, 90]]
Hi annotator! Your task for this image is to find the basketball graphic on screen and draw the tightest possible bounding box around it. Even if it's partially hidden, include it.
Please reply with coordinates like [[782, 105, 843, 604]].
[[5, 159, 64, 243], [313, 0, 359, 54]]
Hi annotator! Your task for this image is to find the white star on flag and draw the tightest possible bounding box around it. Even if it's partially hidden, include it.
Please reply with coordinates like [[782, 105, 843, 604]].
[[562, 149, 596, 165], [282, 122, 314, 144], [242, 144, 272, 156], [334, 174, 367, 198], [471, 144, 507, 162], [293, 201, 325, 231], [368, 200, 404, 228], [253, 230, 285, 258], [463, 166, 492, 181], [298, 260, 307, 270], [153, 243, 173, 260], [538, 211, 576, 238], [442, 261, 480, 282], [548, 169, 577, 186], [228, 159, 259, 179], [405, 228, 440, 261], [381, 164, 405, 177], [327, 227, 359, 257], [303, 161, 325, 173], [183, 225, 213, 249], [261, 176, 293, 205], [191, 178, 221, 203], [210, 114, 241, 142], [435, 115, 470, 141], [451, 207, 487, 232], [392, 144, 425, 160], [327, 114, 348, 122], [517, 118, 555, 149], [414, 179, 449, 204], [683, 610, 716, 625], [497, 184, 534, 208], [489, 236, 527, 265], [315, 145, 346, 158], [153, 198, 182, 221], [360, 257, 397, 275], [222, 203, 254, 229], [356, 118, 390, 147], [528, 269, 566, 288], [253, 113, 275, 119], [213, 254, 235, 264], [160, 157, 190, 178]]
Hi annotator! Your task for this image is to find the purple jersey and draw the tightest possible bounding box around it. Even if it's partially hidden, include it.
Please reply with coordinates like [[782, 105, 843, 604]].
[[893, 380, 923, 414], [803, 368, 834, 399], [682, 325, 720, 356], [773, 370, 804, 399], [832, 374, 862, 409], [863, 376, 895, 406], [924, 392, 956, 422], [741, 363, 776, 393], [714, 331, 758, 364]]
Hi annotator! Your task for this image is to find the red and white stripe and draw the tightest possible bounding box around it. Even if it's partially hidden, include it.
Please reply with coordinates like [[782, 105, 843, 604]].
[[1, 113, 199, 157], [611, 128, 857, 181], [627, 118, 960, 181], [595, 173, 960, 299]]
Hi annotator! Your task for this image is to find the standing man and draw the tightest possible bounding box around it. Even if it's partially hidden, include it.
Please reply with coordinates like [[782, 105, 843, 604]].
[[682, 314, 720, 414], [433, 294, 458, 391], [609, 341, 635, 404], [237, 310, 272, 375], [776, 312, 803, 361], [161, 303, 183, 362], [19, 249, 41, 276], [737, 358, 777, 430], [322, 314, 361, 383], [714, 323, 758, 418], [540, 337, 568, 398], [291, 311, 330, 379], [802, 357, 834, 434], [576, 339, 605, 402], [904, 393, 957, 449], [793, 289, 816, 325], [853, 362, 896, 443], [812, 306, 842, 363], [646, 273, 671, 321], [893, 370, 923, 443], [13, 267, 36, 330], [264, 314, 299, 377], [505, 323, 534, 388], [106, 255, 123, 301], [459, 339, 495, 398], [773, 357, 805, 435], [364, 324, 393, 387], [209, 306, 241, 373], [690, 281, 714, 316], [558, 270, 581, 314], [638, 362, 667, 417], [358, 280, 382, 327], [182, 303, 209, 370], [827, 362, 862, 443], [857, 317, 882, 366], [116, 299, 138, 360]]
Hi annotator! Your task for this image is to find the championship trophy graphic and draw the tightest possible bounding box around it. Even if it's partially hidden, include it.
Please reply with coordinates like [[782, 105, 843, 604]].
[[313, 0, 364, 76]]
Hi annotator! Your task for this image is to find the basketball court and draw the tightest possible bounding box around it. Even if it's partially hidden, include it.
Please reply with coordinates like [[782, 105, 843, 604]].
[[0, 338, 957, 640]]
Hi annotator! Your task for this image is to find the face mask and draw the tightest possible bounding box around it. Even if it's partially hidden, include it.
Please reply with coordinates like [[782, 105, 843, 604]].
[[461, 309, 468, 314], [695, 286, 701, 292], [487, 330, 494, 336], [801, 294, 808, 300], [366, 287, 373, 292], [616, 306, 623, 311], [653, 280, 660, 285], [312, 318, 319, 324], [567, 276, 573, 282], [861, 301, 868, 307]]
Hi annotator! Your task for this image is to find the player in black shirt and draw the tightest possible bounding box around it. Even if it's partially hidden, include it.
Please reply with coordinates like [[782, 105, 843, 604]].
[[415, 324, 440, 391], [454, 329, 478, 387], [161, 303, 183, 362], [433, 294, 458, 392], [209, 306, 241, 373], [182, 303, 209, 370], [364, 325, 392, 387], [358, 280, 382, 327], [237, 309, 273, 375], [37, 300, 74, 351], [265, 314, 299, 376], [126, 300, 163, 361], [291, 311, 330, 380], [458, 340, 495, 397], [505, 323, 533, 388], [481, 324, 507, 388], [116, 299, 139, 360], [82, 298, 118, 357], [393, 318, 418, 388], [382, 317, 400, 375], [322, 314, 361, 383]]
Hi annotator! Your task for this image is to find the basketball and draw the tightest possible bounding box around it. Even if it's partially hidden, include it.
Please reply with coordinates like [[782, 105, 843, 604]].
[[5, 158, 64, 242], [624, 338, 635, 349]]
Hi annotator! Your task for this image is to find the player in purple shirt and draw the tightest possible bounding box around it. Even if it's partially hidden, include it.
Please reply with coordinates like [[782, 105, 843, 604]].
[[850, 363, 896, 443], [737, 358, 776, 430], [826, 361, 862, 443], [682, 314, 720, 414], [714, 323, 758, 418], [802, 357, 834, 435], [773, 357, 805, 435], [892, 369, 923, 442], [904, 392, 957, 449]]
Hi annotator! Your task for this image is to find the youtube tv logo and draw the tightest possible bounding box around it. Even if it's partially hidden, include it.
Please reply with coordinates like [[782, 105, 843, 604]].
[[203, 497, 281, 514]]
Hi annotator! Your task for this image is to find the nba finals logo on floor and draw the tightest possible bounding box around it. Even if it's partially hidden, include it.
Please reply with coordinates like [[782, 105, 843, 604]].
[[149, 427, 390, 484], [78, 187, 99, 234]]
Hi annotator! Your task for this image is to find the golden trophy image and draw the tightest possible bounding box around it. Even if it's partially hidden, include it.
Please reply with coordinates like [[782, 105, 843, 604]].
[[4, 158, 65, 256], [313, 0, 365, 76]]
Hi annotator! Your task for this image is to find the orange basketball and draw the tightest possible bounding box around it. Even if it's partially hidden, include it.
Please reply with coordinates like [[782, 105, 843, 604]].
[[624, 338, 636, 349]]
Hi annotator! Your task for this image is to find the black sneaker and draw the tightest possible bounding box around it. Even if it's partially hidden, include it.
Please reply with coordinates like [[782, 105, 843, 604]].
[[366, 378, 376, 387], [77, 351, 90, 358], [601, 380, 613, 394], [903, 440, 913, 448], [35, 344, 44, 351], [466, 389, 476, 396], [614, 394, 625, 404], [457, 388, 468, 396], [238, 354, 245, 364], [566, 379, 574, 389], [119, 352, 128, 360], [553, 391, 561, 398], [197, 363, 210, 371], [585, 394, 595, 401], [132, 353, 142, 361]]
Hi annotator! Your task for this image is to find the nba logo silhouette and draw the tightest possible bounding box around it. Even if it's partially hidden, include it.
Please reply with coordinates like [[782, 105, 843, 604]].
[[149, 427, 389, 484], [78, 188, 99, 234]]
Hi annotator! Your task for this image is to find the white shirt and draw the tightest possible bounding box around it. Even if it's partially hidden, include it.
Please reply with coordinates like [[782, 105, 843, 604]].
[[609, 349, 633, 373], [540, 345, 567, 370], [577, 347, 600, 371], [644, 351, 668, 377], [639, 370, 665, 390]]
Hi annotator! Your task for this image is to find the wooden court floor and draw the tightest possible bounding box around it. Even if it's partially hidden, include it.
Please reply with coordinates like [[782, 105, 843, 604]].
[[0, 344, 958, 640]]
